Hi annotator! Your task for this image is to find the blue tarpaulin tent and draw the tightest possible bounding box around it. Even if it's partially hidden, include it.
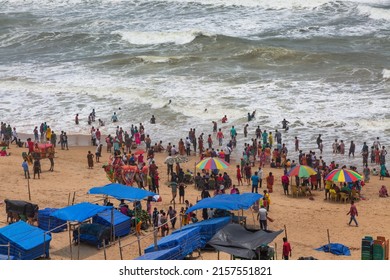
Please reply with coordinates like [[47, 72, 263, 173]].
[[50, 202, 112, 222], [38, 208, 67, 233], [135, 246, 181, 260], [144, 227, 202, 259], [315, 243, 351, 256], [139, 217, 230, 260], [0, 221, 51, 260], [93, 209, 131, 237], [88, 183, 156, 202], [186, 193, 262, 214], [173, 217, 231, 246]]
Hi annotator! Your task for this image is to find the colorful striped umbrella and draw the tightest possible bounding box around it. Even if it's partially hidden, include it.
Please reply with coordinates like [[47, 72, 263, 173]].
[[196, 157, 230, 170], [325, 169, 363, 182], [287, 165, 317, 178]]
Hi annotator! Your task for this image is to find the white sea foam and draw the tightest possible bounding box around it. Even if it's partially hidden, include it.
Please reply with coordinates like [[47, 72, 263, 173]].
[[383, 69, 390, 79], [113, 30, 208, 45], [358, 4, 390, 20]]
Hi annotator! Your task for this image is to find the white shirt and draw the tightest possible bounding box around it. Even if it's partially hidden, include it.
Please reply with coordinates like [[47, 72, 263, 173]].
[[259, 208, 267, 221], [258, 169, 263, 179]]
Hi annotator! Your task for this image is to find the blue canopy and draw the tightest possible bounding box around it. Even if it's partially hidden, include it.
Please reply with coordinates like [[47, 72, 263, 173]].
[[186, 193, 262, 214], [135, 246, 181, 260], [144, 227, 202, 259], [0, 221, 51, 260], [315, 243, 351, 256], [88, 183, 156, 202], [50, 202, 112, 222]]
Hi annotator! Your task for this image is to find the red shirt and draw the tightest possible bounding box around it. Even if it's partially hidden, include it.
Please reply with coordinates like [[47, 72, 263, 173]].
[[283, 242, 292, 256], [349, 205, 358, 216]]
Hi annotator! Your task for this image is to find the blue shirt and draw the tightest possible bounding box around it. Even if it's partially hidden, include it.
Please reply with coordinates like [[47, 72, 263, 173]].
[[251, 175, 259, 186], [22, 161, 29, 171]]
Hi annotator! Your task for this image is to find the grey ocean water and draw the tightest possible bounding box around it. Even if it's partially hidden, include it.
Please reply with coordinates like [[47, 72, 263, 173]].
[[0, 0, 389, 166]]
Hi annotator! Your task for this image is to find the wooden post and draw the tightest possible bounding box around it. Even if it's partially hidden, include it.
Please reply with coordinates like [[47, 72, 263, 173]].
[[327, 229, 331, 253], [103, 240, 107, 260], [43, 232, 46, 258], [72, 192, 76, 205], [68, 193, 71, 206], [110, 208, 115, 243], [284, 225, 288, 239], [217, 250, 220, 260], [68, 222, 73, 260], [27, 177, 31, 201], [77, 224, 81, 260], [7, 242, 10, 260], [153, 227, 158, 250], [118, 236, 123, 260], [274, 242, 277, 260], [137, 234, 142, 256]]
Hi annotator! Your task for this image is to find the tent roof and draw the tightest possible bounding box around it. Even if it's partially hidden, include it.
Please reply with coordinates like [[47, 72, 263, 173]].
[[186, 193, 262, 214], [50, 202, 112, 222], [208, 224, 283, 259], [135, 246, 181, 260], [88, 183, 156, 202], [0, 221, 52, 250]]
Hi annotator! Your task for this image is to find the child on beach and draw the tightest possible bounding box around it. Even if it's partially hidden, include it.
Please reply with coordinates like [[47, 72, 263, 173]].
[[282, 237, 292, 260]]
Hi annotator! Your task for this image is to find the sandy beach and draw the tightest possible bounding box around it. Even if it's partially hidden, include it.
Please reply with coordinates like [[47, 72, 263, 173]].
[[0, 132, 389, 261]]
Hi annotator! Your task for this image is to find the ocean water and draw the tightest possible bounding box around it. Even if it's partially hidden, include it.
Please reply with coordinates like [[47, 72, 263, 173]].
[[0, 0, 389, 165]]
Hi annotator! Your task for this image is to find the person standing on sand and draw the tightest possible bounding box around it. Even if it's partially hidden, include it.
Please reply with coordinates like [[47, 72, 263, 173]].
[[95, 144, 102, 163], [22, 159, 30, 179], [347, 200, 358, 227], [282, 237, 292, 260], [33, 158, 41, 179], [48, 151, 54, 172], [87, 151, 94, 169]]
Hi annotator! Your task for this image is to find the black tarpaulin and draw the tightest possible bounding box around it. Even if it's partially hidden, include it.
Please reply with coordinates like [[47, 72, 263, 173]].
[[208, 224, 283, 259]]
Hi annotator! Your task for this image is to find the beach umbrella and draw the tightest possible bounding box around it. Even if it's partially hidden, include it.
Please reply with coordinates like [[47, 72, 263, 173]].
[[196, 157, 230, 170], [287, 165, 317, 178], [325, 169, 363, 183]]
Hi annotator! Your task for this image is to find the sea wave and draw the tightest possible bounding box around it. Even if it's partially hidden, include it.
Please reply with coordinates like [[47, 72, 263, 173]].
[[113, 30, 214, 45], [383, 69, 390, 80], [357, 4, 390, 20]]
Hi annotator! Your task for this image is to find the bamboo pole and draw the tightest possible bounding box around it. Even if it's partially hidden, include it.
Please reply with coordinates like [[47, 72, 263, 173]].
[[72, 192, 76, 205], [77, 225, 81, 260], [137, 234, 142, 256], [275, 242, 277, 260], [103, 240, 107, 260], [327, 229, 331, 253], [68, 222, 73, 260], [7, 242, 10, 260], [284, 225, 288, 239], [27, 177, 31, 201], [118, 236, 123, 260], [68, 193, 71, 206]]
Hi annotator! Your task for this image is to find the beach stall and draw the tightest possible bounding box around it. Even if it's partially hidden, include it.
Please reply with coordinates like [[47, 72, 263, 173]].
[[50, 202, 113, 259], [185, 193, 263, 227], [208, 223, 283, 260], [0, 221, 52, 260], [144, 227, 202, 259], [93, 209, 131, 238], [38, 208, 67, 233]]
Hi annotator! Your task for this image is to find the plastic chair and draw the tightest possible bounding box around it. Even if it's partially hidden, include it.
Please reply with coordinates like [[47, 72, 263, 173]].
[[339, 192, 349, 203]]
